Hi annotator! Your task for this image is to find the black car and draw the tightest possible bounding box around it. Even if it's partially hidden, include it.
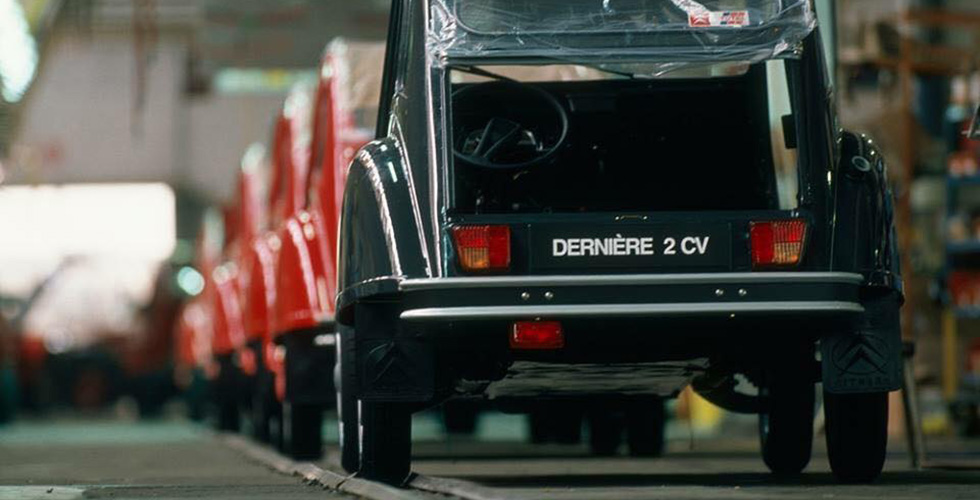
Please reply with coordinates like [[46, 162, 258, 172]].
[[335, 0, 904, 485]]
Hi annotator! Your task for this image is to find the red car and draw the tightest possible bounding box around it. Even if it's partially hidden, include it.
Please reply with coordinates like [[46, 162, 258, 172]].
[[206, 146, 270, 432], [238, 85, 315, 454], [266, 40, 384, 459]]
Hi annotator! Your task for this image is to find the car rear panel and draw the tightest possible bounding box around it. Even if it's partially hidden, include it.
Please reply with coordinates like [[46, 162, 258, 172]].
[[445, 210, 813, 277]]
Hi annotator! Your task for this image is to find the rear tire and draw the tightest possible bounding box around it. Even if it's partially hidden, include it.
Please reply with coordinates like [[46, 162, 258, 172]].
[[824, 391, 888, 483], [269, 402, 285, 452], [627, 398, 666, 457], [553, 412, 583, 444], [216, 399, 240, 432], [588, 410, 622, 456], [358, 401, 413, 485], [283, 402, 323, 460], [250, 385, 274, 443], [336, 329, 359, 474], [759, 361, 815, 475], [528, 410, 550, 444], [528, 404, 582, 444], [442, 400, 479, 435], [212, 355, 241, 432]]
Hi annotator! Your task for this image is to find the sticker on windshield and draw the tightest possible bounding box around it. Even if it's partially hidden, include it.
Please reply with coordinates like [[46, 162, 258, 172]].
[[688, 11, 750, 28]]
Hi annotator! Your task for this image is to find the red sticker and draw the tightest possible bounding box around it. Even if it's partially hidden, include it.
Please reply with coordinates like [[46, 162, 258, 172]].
[[689, 13, 711, 27], [688, 10, 750, 28]]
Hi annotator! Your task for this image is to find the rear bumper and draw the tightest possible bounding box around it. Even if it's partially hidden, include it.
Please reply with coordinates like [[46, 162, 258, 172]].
[[351, 272, 870, 402], [398, 272, 864, 324]]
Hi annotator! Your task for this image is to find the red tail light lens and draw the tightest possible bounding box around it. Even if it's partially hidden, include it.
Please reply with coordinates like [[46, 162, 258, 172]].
[[510, 321, 564, 350], [750, 219, 807, 268], [451, 225, 511, 272]]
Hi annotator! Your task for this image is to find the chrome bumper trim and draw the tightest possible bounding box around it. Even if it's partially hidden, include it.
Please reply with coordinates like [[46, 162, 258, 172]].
[[400, 301, 864, 321], [398, 272, 863, 291]]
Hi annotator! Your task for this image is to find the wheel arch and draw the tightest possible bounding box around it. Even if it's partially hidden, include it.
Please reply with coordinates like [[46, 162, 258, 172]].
[[832, 130, 903, 298], [336, 138, 431, 324]]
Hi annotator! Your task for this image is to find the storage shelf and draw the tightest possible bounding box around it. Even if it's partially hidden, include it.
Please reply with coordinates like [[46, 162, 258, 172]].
[[947, 240, 980, 254], [947, 175, 980, 187], [953, 306, 980, 319]]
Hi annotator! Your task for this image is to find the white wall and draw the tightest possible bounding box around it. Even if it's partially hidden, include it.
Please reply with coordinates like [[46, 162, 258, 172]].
[[10, 32, 181, 185], [181, 93, 283, 201], [7, 31, 286, 203]]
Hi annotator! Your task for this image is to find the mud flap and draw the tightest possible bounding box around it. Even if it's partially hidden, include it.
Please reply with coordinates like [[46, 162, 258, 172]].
[[353, 302, 434, 402], [283, 329, 337, 405], [822, 292, 902, 394], [357, 337, 434, 402]]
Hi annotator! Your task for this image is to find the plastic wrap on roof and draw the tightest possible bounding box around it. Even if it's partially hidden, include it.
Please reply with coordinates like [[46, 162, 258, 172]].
[[428, 0, 816, 69], [325, 39, 385, 131]]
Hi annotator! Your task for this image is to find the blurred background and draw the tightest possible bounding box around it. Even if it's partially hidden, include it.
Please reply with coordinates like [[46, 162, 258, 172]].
[[0, 0, 979, 462]]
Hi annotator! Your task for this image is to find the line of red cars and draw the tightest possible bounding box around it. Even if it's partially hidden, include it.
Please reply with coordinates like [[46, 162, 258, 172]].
[[174, 40, 384, 459]]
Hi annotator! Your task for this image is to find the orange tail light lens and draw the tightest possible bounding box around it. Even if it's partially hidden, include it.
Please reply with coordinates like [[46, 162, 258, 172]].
[[750, 219, 807, 269], [451, 225, 511, 272]]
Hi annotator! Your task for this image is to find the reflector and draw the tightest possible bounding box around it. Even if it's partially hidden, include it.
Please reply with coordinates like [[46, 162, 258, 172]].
[[510, 321, 564, 350]]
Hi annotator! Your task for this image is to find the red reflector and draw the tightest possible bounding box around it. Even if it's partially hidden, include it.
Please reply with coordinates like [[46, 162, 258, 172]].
[[510, 321, 564, 350], [452, 225, 511, 272], [750, 219, 807, 268]]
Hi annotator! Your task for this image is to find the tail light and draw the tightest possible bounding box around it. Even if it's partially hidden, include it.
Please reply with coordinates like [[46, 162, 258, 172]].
[[451, 225, 511, 273], [510, 321, 564, 350], [750, 219, 807, 269]]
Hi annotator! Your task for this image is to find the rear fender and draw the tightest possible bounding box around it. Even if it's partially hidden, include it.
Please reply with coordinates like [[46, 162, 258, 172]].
[[826, 133, 903, 394], [210, 267, 246, 356], [241, 235, 277, 342], [336, 138, 431, 323], [272, 213, 330, 336], [832, 131, 903, 296]]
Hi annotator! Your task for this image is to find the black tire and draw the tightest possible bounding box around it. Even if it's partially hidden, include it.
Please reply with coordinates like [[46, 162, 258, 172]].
[[588, 409, 622, 456], [552, 408, 583, 445], [216, 399, 240, 432], [250, 383, 274, 443], [212, 355, 241, 432], [442, 400, 479, 435], [269, 401, 285, 452], [759, 365, 815, 475], [283, 402, 323, 460], [336, 328, 360, 474], [627, 398, 666, 457], [528, 410, 550, 444], [358, 401, 413, 485], [529, 403, 582, 445], [824, 391, 888, 483], [185, 370, 207, 422]]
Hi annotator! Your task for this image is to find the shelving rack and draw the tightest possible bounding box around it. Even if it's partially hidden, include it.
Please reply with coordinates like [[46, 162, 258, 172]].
[[839, 6, 980, 403]]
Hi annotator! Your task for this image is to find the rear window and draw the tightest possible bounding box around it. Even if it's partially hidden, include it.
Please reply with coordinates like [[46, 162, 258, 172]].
[[448, 60, 799, 213]]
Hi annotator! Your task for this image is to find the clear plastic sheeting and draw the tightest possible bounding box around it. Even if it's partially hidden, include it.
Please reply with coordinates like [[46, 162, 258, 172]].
[[428, 0, 816, 69], [325, 39, 386, 131]]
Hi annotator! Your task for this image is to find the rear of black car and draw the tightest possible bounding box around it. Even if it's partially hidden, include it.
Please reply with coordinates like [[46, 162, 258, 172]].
[[396, 61, 863, 383]]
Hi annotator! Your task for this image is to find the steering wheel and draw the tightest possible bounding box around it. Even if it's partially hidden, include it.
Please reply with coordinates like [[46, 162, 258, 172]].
[[452, 81, 569, 170]]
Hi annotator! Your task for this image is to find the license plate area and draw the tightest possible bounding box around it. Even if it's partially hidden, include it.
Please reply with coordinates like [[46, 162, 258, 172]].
[[529, 223, 732, 271]]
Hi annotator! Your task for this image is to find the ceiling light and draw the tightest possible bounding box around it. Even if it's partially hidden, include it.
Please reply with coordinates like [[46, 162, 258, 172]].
[[0, 0, 38, 102]]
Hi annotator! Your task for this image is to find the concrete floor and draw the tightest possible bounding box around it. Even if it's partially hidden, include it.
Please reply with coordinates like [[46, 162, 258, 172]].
[[0, 419, 350, 500], [404, 439, 980, 499], [2, 415, 980, 499]]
